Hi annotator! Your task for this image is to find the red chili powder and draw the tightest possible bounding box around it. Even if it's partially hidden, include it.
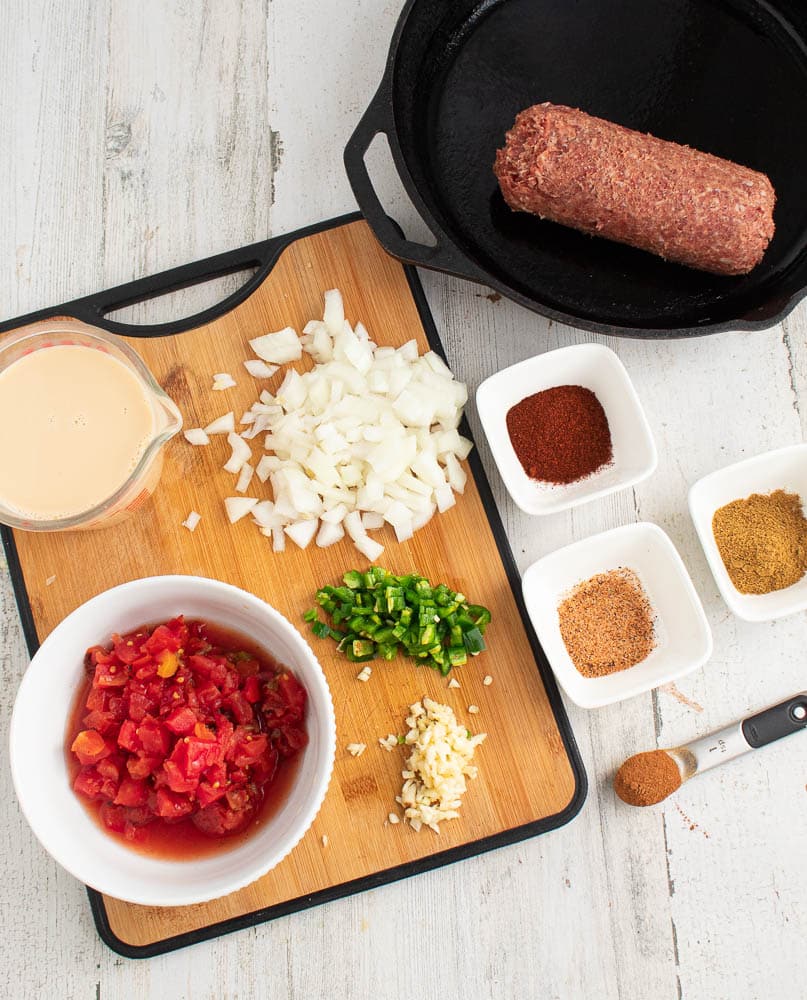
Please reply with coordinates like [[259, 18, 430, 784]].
[[506, 384, 613, 485]]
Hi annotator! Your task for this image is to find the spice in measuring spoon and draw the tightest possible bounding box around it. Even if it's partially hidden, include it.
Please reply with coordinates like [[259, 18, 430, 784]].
[[712, 489, 807, 594], [614, 750, 682, 806], [506, 384, 612, 485]]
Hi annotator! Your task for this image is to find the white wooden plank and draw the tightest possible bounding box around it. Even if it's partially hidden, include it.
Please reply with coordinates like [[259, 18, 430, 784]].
[[1, 1, 806, 998]]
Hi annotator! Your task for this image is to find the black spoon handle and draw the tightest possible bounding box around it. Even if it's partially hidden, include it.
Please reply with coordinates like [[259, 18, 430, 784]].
[[742, 692, 807, 748]]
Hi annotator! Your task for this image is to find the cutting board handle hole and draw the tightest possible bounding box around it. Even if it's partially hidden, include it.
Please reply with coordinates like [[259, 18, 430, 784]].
[[99, 265, 260, 329]]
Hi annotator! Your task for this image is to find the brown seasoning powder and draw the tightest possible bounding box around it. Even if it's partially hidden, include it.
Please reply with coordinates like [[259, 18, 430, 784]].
[[712, 489, 807, 594], [558, 568, 655, 677], [614, 750, 682, 806]]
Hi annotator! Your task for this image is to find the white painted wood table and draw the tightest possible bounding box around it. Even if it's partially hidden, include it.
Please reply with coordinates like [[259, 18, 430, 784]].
[[1, 3, 805, 998]]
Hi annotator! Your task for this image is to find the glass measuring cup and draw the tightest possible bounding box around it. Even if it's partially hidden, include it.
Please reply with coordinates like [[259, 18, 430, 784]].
[[0, 318, 182, 531]]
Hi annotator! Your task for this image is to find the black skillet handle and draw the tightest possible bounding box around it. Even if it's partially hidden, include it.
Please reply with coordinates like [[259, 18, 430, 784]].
[[66, 238, 277, 339], [344, 83, 488, 285], [741, 692, 807, 748]]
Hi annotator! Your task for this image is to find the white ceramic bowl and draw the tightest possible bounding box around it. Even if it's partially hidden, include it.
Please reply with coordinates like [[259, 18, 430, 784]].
[[688, 443, 807, 622], [522, 522, 712, 708], [475, 343, 657, 515], [10, 575, 336, 907]]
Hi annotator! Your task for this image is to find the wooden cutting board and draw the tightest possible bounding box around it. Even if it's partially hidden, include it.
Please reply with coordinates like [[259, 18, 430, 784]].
[[3, 217, 584, 956]]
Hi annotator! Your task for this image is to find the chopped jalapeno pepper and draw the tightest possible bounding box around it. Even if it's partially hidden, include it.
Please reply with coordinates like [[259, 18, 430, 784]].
[[305, 568, 491, 674]]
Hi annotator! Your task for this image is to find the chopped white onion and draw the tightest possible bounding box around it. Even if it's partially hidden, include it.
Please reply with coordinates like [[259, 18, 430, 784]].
[[224, 496, 258, 523], [223, 432, 252, 474], [249, 327, 302, 364], [354, 534, 384, 561], [204, 412, 235, 435], [199, 288, 471, 559], [284, 519, 319, 550], [323, 288, 345, 336], [235, 462, 254, 493], [255, 454, 280, 482], [343, 510, 367, 542], [182, 510, 201, 532], [444, 452, 467, 494], [184, 427, 210, 446], [316, 520, 345, 547], [212, 372, 237, 391], [243, 359, 279, 379], [435, 484, 456, 513]]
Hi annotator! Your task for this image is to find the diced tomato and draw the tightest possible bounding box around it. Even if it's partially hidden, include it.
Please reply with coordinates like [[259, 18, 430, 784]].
[[82, 710, 117, 735], [154, 788, 194, 820], [85, 686, 109, 712], [133, 659, 158, 681], [169, 736, 218, 780], [233, 656, 260, 677], [161, 760, 198, 794], [126, 689, 152, 722], [74, 767, 104, 799], [144, 622, 185, 656], [193, 679, 222, 713], [114, 777, 149, 807], [100, 802, 127, 833], [196, 780, 227, 808], [69, 617, 307, 852], [278, 672, 307, 716], [117, 719, 141, 752], [107, 695, 125, 720], [126, 754, 162, 780], [192, 795, 255, 835], [230, 731, 268, 769], [163, 706, 197, 735], [71, 730, 113, 765], [242, 675, 262, 704], [136, 717, 170, 756], [96, 754, 123, 782], [123, 805, 155, 827], [188, 654, 229, 686], [224, 690, 253, 725], [93, 661, 128, 688], [99, 777, 120, 801], [112, 635, 144, 665], [282, 727, 308, 754]]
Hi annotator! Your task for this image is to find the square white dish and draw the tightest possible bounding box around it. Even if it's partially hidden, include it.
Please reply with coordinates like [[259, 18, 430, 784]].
[[688, 442, 807, 622], [475, 343, 656, 516], [521, 522, 712, 709]]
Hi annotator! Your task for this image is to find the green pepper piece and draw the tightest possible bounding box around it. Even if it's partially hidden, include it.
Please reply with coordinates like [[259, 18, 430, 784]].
[[303, 608, 319, 623], [462, 627, 486, 654], [419, 623, 438, 646], [448, 646, 467, 667]]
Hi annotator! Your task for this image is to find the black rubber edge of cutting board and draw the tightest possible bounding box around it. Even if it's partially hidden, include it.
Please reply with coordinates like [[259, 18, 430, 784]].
[[0, 211, 588, 959]]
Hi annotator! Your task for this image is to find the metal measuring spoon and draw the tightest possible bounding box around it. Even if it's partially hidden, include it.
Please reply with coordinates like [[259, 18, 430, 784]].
[[615, 692, 807, 806]]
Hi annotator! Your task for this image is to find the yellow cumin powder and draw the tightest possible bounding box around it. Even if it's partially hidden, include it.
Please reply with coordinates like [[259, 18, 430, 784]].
[[712, 489, 807, 595]]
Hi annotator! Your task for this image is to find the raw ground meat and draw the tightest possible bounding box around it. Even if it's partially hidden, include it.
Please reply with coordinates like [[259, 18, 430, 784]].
[[494, 103, 775, 275]]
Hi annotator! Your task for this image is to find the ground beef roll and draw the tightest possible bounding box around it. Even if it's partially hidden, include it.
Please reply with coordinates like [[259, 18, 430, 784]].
[[494, 103, 776, 275]]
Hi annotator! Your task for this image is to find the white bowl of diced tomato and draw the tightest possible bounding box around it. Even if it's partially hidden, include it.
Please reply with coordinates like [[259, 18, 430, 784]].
[[9, 575, 336, 907]]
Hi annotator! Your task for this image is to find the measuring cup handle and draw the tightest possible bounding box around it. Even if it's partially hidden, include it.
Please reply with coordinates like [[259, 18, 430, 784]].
[[742, 692, 807, 748]]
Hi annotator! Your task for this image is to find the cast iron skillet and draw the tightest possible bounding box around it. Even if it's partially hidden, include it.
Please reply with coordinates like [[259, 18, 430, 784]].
[[344, 0, 807, 338]]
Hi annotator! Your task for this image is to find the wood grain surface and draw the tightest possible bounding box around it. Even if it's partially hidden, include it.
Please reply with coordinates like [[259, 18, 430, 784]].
[[9, 220, 577, 949], [2, 2, 806, 998]]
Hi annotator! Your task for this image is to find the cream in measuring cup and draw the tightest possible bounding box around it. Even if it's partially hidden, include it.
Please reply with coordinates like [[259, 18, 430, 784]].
[[0, 320, 182, 531]]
